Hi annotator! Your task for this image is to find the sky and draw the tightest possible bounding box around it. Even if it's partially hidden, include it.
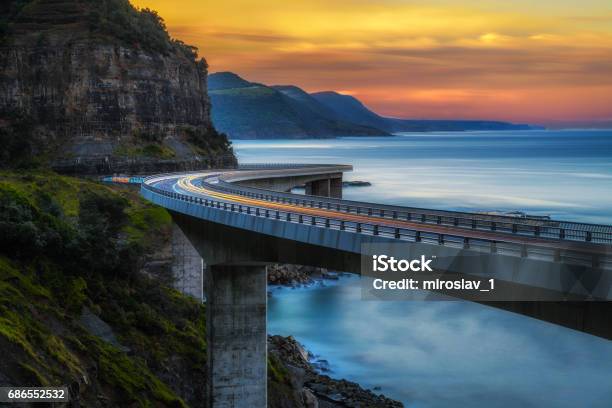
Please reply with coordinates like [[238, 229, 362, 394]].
[[132, 0, 612, 127]]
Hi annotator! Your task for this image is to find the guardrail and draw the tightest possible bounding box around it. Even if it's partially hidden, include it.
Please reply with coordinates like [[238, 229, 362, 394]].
[[238, 163, 333, 169], [201, 178, 612, 245], [142, 180, 611, 271]]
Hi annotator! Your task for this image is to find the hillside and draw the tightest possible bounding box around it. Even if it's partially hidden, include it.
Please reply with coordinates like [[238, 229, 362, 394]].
[[208, 71, 540, 139], [208, 72, 389, 139], [0, 171, 204, 405], [0, 0, 236, 174], [311, 91, 540, 132], [0, 170, 312, 406], [311, 91, 390, 130], [273, 85, 347, 121], [208, 71, 256, 90]]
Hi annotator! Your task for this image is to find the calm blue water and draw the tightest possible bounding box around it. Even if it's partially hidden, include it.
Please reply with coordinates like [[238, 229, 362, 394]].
[[234, 130, 612, 224], [233, 130, 612, 407], [268, 277, 612, 407]]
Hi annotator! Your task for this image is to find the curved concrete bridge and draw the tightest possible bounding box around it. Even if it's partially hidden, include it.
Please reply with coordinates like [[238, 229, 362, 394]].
[[141, 164, 612, 408]]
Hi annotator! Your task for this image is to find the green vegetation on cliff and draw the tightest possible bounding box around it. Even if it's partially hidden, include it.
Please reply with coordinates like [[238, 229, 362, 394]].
[[0, 171, 298, 406], [268, 353, 304, 407], [0, 171, 205, 406], [1, 0, 195, 57]]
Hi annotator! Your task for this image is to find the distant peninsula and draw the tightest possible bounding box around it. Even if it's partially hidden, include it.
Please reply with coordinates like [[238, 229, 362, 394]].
[[208, 72, 542, 139]]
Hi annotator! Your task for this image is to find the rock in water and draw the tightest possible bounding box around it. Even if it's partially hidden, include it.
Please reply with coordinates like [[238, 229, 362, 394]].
[[268, 335, 404, 407], [0, 0, 236, 173], [342, 180, 372, 187]]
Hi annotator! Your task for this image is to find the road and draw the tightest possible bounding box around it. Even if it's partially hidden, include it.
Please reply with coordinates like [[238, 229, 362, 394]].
[[145, 167, 612, 258]]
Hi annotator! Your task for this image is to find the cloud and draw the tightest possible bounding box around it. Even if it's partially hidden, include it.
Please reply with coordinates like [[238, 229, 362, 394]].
[[568, 14, 612, 23], [207, 31, 297, 43], [132, 0, 612, 123]]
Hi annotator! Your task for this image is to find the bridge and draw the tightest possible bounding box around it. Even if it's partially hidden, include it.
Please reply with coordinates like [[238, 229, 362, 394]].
[[141, 164, 612, 408]]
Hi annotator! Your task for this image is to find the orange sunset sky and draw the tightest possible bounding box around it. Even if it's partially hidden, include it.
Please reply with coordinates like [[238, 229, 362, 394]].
[[132, 0, 612, 127]]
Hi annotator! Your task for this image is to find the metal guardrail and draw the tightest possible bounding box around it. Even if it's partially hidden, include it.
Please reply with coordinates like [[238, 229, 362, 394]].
[[201, 177, 612, 245], [141, 179, 611, 271], [238, 163, 333, 169]]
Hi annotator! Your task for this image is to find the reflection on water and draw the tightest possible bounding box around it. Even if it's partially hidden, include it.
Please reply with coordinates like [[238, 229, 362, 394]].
[[233, 131, 612, 407], [268, 276, 612, 407]]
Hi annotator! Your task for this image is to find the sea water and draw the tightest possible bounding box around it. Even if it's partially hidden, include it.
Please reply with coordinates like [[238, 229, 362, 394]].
[[233, 130, 612, 407], [234, 130, 612, 224]]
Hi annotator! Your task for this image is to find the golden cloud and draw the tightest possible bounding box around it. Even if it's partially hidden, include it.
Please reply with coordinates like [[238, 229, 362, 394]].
[[132, 0, 612, 124]]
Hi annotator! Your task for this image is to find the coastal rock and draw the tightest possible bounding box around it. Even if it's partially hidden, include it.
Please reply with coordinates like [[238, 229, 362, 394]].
[[269, 335, 312, 371], [268, 335, 404, 408], [321, 271, 339, 280], [342, 181, 372, 187], [268, 264, 328, 286], [303, 388, 319, 408]]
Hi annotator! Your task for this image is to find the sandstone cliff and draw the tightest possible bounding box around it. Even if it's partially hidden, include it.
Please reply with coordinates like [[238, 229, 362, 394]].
[[0, 0, 236, 173]]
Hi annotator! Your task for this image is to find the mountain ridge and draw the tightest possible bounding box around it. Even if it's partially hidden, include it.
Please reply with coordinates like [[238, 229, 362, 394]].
[[311, 91, 541, 133], [310, 91, 390, 130], [208, 72, 390, 139], [209, 71, 542, 139]]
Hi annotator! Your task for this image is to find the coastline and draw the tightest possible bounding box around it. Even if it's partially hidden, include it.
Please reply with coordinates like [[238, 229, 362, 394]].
[[268, 266, 403, 407], [268, 334, 403, 408]]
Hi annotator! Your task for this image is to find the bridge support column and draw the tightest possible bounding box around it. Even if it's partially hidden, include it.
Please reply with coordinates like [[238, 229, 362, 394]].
[[305, 178, 330, 197], [305, 177, 343, 198], [205, 264, 267, 408], [330, 177, 342, 199], [172, 223, 204, 302]]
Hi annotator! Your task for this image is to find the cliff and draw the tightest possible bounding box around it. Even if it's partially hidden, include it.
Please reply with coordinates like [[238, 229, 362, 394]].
[[0, 0, 236, 174]]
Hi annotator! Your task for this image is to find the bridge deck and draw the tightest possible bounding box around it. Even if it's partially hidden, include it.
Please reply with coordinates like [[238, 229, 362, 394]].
[[142, 165, 612, 273], [140, 164, 612, 351]]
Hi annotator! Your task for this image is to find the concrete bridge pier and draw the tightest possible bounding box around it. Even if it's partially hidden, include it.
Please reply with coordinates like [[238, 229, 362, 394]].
[[205, 264, 267, 408], [330, 177, 342, 198], [171, 223, 204, 302], [305, 176, 342, 198]]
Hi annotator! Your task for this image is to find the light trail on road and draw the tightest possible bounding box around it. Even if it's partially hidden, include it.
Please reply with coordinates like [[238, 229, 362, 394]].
[[171, 174, 607, 254]]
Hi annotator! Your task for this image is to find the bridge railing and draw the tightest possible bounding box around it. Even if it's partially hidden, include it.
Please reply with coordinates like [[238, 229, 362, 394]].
[[202, 179, 612, 245], [237, 163, 336, 169], [141, 181, 610, 272]]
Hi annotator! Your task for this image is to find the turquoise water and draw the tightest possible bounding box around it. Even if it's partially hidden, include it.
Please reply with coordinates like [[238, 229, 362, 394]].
[[268, 277, 612, 407], [233, 130, 612, 407]]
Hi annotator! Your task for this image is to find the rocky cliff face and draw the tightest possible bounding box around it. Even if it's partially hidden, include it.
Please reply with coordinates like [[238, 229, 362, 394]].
[[0, 0, 236, 173]]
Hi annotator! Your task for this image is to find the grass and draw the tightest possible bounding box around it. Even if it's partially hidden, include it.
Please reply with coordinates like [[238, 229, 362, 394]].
[[0, 170, 114, 218], [124, 200, 172, 244], [114, 143, 177, 159], [0, 170, 206, 406], [91, 336, 186, 407]]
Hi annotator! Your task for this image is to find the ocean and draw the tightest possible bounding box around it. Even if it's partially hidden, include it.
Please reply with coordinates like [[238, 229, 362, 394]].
[[234, 130, 612, 224], [233, 130, 612, 407]]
